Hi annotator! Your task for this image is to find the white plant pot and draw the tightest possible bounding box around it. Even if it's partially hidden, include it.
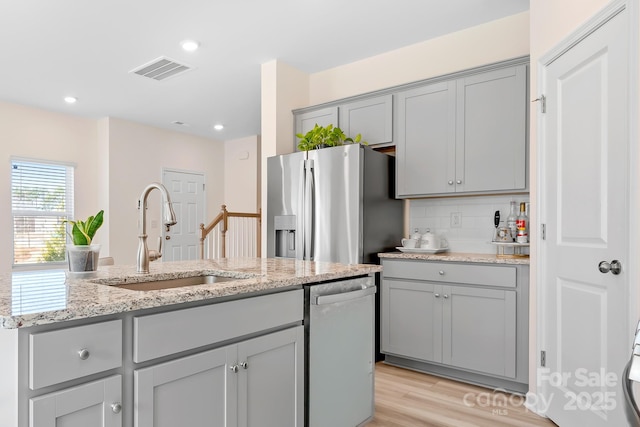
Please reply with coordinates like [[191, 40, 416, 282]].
[[67, 244, 101, 272]]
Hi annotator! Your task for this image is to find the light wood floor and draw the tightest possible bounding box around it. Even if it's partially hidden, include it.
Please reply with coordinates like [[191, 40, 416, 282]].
[[367, 363, 558, 427]]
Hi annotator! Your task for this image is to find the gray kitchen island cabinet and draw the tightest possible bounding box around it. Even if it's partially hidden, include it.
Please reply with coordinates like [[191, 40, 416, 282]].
[[134, 326, 303, 427], [396, 60, 528, 197], [30, 375, 122, 427], [8, 289, 303, 427], [380, 258, 528, 393]]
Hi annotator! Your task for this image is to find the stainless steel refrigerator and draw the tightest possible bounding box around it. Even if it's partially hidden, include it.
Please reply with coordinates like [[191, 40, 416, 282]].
[[267, 144, 402, 264], [267, 144, 402, 427]]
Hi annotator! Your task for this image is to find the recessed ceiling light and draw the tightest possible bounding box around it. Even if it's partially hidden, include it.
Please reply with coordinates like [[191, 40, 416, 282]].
[[180, 40, 200, 52], [64, 96, 77, 104], [213, 124, 224, 131]]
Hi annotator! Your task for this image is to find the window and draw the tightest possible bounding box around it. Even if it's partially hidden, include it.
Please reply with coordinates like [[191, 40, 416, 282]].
[[11, 159, 74, 266]]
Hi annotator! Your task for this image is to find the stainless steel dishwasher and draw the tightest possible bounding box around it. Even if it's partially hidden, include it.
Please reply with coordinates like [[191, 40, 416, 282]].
[[305, 275, 376, 427]]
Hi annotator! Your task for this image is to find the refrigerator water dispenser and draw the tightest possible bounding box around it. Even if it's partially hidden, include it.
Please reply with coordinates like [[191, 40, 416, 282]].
[[274, 215, 296, 258]]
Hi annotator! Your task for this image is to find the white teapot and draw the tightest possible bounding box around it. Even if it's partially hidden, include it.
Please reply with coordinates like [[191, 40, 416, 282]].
[[420, 230, 447, 250]]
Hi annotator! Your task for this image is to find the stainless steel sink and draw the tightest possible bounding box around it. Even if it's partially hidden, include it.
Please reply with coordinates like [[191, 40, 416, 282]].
[[110, 275, 238, 291]]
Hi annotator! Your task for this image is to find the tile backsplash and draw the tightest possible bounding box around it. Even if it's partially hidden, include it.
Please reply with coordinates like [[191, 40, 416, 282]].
[[408, 195, 530, 254]]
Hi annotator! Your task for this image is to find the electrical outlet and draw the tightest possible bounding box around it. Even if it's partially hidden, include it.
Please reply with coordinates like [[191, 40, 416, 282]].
[[450, 212, 462, 228]]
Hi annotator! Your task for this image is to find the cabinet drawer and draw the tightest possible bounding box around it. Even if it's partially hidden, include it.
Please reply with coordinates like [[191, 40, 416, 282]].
[[382, 259, 516, 288], [29, 319, 122, 390], [133, 289, 303, 363]]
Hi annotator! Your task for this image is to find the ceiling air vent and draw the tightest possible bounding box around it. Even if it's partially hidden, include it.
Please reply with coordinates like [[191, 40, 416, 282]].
[[131, 57, 192, 81]]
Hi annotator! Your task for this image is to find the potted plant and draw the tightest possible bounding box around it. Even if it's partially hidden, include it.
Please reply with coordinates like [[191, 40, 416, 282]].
[[296, 124, 367, 151], [65, 210, 104, 273]]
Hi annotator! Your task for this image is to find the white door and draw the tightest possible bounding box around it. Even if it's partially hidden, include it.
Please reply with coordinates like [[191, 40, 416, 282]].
[[539, 3, 631, 426], [162, 169, 205, 261]]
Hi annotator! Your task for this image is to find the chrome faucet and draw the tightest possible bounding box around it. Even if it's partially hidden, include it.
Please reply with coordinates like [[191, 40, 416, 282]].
[[137, 182, 177, 273]]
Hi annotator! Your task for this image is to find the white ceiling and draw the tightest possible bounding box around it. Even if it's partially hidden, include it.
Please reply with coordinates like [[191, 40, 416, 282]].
[[0, 0, 529, 142]]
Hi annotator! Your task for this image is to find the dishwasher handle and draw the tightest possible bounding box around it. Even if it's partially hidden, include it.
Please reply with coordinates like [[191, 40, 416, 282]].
[[312, 286, 376, 306]]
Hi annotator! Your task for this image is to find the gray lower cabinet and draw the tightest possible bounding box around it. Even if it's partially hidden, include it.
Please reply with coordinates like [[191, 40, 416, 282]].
[[395, 61, 528, 197], [380, 258, 528, 392], [134, 326, 304, 427], [4, 289, 304, 427], [30, 375, 122, 427]]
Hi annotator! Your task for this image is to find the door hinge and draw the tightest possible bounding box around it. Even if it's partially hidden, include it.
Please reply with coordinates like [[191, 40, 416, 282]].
[[541, 350, 546, 367], [532, 94, 546, 113], [541, 223, 546, 240]]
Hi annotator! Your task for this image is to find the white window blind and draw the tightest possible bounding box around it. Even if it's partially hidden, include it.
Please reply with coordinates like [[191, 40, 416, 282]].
[[11, 159, 74, 266]]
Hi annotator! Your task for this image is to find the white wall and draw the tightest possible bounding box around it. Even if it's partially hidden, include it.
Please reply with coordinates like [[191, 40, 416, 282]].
[[409, 195, 530, 254], [106, 117, 224, 264], [0, 101, 100, 271]]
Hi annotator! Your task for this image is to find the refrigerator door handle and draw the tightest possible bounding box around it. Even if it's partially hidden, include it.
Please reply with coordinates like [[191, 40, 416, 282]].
[[296, 158, 306, 260], [305, 158, 315, 260]]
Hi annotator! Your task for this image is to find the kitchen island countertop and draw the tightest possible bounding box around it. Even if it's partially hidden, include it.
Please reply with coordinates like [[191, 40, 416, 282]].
[[378, 251, 530, 265], [0, 258, 380, 329]]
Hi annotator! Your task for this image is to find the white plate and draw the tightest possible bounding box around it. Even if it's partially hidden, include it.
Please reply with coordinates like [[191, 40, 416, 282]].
[[395, 247, 448, 254]]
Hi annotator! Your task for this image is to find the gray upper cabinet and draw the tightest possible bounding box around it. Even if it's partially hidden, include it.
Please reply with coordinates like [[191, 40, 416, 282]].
[[455, 65, 527, 194], [294, 107, 338, 151], [339, 94, 393, 146], [396, 62, 528, 197], [396, 81, 457, 196]]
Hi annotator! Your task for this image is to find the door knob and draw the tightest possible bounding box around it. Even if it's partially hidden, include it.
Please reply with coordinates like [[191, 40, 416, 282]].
[[598, 260, 622, 275]]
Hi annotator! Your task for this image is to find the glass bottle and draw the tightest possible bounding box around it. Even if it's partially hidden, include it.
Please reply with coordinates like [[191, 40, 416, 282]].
[[506, 200, 518, 240], [516, 202, 528, 243]]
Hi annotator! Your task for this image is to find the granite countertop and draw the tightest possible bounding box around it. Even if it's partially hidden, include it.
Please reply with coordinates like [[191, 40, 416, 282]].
[[1, 258, 380, 329], [378, 251, 530, 265]]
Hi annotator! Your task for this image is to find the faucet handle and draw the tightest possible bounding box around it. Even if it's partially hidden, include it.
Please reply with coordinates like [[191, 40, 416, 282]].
[[149, 236, 163, 262]]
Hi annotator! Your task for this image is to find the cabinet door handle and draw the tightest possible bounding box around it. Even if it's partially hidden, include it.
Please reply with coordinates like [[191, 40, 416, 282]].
[[230, 364, 239, 373], [448, 180, 454, 185], [456, 180, 462, 185], [111, 402, 122, 414], [78, 348, 90, 360], [438, 270, 445, 276], [240, 361, 248, 370], [434, 293, 440, 298], [443, 294, 449, 299]]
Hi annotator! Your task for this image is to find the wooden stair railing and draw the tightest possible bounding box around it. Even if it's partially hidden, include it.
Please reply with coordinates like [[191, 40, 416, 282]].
[[199, 205, 262, 259]]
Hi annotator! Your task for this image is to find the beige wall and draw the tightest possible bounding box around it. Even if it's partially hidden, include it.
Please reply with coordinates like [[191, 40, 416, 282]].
[[106, 117, 224, 264], [309, 11, 530, 105], [224, 135, 260, 212], [0, 102, 224, 270], [0, 101, 100, 271], [528, 0, 610, 397]]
